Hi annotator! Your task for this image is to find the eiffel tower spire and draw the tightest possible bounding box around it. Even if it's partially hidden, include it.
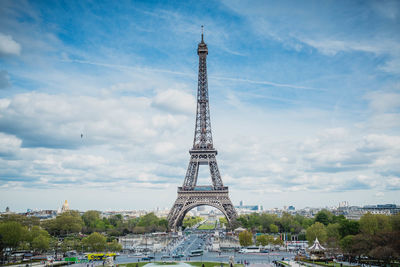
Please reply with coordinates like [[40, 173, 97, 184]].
[[167, 27, 237, 231], [194, 25, 213, 150], [183, 28, 223, 190]]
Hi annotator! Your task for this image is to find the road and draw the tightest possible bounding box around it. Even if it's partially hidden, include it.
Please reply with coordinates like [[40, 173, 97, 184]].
[[113, 229, 295, 265]]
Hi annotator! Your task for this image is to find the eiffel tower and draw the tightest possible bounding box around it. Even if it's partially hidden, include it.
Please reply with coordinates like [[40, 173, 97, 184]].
[[167, 28, 237, 231]]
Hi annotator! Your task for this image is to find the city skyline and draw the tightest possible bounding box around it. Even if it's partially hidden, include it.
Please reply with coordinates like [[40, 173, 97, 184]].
[[1, 1, 400, 212]]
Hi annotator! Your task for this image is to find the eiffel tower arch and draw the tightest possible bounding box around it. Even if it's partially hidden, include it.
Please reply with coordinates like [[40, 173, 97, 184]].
[[168, 27, 237, 231]]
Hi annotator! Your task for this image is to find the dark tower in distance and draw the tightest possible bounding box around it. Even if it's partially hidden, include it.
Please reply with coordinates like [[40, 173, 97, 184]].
[[167, 28, 237, 230]]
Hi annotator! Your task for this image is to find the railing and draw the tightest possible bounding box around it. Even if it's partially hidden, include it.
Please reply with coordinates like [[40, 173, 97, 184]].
[[178, 186, 228, 191]]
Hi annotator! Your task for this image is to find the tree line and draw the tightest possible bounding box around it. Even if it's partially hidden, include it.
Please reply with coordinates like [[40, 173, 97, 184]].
[[237, 210, 400, 264], [2, 209, 399, 264], [0, 210, 167, 262]]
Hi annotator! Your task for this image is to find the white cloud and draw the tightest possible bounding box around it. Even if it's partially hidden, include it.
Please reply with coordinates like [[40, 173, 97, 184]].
[[360, 134, 400, 152], [61, 154, 109, 170], [366, 91, 400, 113], [154, 142, 177, 156], [0, 133, 21, 157], [152, 89, 196, 114], [0, 33, 21, 56], [297, 38, 380, 56]]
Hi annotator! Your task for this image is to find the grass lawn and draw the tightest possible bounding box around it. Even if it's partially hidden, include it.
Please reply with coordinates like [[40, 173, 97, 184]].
[[119, 262, 244, 267], [197, 223, 215, 230], [119, 262, 150, 267], [186, 262, 243, 267], [277, 261, 290, 266], [299, 260, 354, 267]]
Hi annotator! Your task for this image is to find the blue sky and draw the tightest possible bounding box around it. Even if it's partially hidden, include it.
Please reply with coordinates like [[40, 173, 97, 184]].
[[0, 0, 400, 212]]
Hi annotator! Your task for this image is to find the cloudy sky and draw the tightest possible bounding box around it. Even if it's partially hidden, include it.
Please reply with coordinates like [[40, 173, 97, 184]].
[[0, 0, 399, 212]]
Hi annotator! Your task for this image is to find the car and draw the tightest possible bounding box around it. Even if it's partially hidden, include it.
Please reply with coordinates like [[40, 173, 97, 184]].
[[141, 257, 151, 261], [261, 249, 269, 253]]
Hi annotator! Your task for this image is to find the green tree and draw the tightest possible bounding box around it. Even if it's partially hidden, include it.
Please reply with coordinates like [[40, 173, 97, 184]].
[[107, 239, 122, 252], [0, 214, 40, 228], [314, 210, 332, 226], [340, 235, 354, 255], [61, 237, 81, 253], [219, 217, 228, 226], [326, 223, 341, 248], [359, 213, 379, 235], [138, 213, 159, 227], [43, 211, 83, 236], [269, 224, 278, 233], [82, 210, 101, 228], [239, 230, 253, 247], [391, 213, 400, 231], [158, 218, 168, 231], [256, 235, 268, 246], [28, 226, 50, 252], [272, 236, 284, 246], [83, 232, 106, 252], [294, 214, 313, 229], [376, 214, 392, 233], [306, 222, 327, 245], [32, 235, 50, 252], [0, 221, 25, 249], [339, 219, 359, 238]]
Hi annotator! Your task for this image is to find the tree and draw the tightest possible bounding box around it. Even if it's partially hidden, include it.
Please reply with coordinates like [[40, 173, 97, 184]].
[[158, 218, 168, 231], [256, 235, 268, 246], [272, 236, 284, 246], [306, 222, 327, 245], [257, 234, 275, 246], [339, 219, 359, 238], [369, 231, 400, 264], [239, 230, 253, 247], [0, 221, 25, 249], [61, 237, 81, 253], [138, 213, 159, 227], [28, 226, 50, 252], [107, 239, 122, 252], [82, 210, 101, 228], [219, 217, 228, 226], [391, 213, 400, 231], [269, 224, 278, 234], [340, 235, 354, 255], [314, 210, 332, 226], [369, 246, 398, 265], [376, 214, 392, 233], [32, 235, 50, 252], [294, 214, 314, 229], [109, 214, 123, 227], [0, 214, 40, 228], [83, 232, 106, 252], [43, 211, 83, 236], [359, 213, 379, 235], [326, 223, 341, 248]]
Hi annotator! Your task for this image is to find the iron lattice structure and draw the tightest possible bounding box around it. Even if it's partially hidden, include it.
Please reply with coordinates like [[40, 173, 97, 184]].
[[167, 31, 237, 231]]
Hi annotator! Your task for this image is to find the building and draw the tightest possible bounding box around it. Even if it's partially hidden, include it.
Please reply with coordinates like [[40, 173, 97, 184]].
[[61, 200, 70, 213], [362, 204, 400, 215], [235, 200, 263, 214]]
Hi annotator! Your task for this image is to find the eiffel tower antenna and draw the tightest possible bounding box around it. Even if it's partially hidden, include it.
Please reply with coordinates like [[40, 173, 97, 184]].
[[167, 28, 237, 231]]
